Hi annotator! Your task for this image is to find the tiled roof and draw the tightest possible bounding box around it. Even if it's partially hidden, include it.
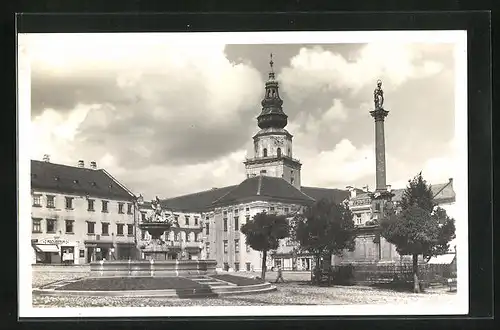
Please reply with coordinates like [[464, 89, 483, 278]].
[[349, 179, 455, 204], [392, 179, 456, 204], [31, 160, 134, 200], [301, 186, 350, 204], [213, 176, 315, 206], [158, 185, 238, 212]]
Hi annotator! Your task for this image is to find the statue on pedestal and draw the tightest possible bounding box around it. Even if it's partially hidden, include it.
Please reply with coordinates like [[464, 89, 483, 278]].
[[374, 79, 384, 110]]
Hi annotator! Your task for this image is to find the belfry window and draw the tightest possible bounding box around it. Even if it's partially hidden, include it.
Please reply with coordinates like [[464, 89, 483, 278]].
[[263, 148, 268, 157], [277, 148, 281, 157]]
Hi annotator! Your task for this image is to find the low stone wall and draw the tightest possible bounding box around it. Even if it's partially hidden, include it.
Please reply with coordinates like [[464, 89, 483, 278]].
[[89, 259, 217, 277]]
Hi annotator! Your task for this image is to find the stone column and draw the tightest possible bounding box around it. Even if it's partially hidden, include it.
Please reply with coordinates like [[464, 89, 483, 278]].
[[370, 108, 389, 191]]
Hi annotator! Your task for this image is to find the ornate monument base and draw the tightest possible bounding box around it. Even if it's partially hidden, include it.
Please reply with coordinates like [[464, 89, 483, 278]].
[[89, 259, 217, 277]]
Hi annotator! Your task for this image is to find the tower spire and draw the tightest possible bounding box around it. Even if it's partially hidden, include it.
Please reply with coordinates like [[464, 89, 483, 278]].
[[257, 53, 287, 129]]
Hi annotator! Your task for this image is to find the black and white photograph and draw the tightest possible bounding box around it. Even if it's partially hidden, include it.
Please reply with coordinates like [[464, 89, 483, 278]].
[[18, 30, 468, 317]]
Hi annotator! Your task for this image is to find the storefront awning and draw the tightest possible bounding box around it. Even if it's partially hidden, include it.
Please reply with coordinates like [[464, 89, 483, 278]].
[[34, 244, 59, 253]]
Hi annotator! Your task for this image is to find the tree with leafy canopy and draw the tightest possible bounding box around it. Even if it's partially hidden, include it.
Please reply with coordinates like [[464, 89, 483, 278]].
[[240, 212, 290, 281], [293, 198, 356, 284], [380, 172, 456, 293]]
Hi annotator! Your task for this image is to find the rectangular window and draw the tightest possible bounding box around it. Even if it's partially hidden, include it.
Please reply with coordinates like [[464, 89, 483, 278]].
[[223, 210, 227, 215], [87, 221, 95, 234], [117, 224, 124, 235], [234, 216, 239, 230], [235, 239, 239, 253], [65, 197, 73, 209], [141, 212, 146, 221], [46, 219, 56, 233], [102, 223, 109, 235], [118, 202, 124, 214], [32, 195, 41, 207], [194, 217, 199, 226], [127, 224, 133, 235], [284, 208, 289, 214], [246, 262, 251, 271], [206, 243, 210, 259], [223, 240, 228, 254], [223, 218, 228, 232], [174, 215, 179, 222], [79, 249, 85, 258], [174, 232, 179, 241], [102, 200, 108, 213], [87, 199, 95, 211], [245, 207, 250, 212], [32, 218, 42, 233], [127, 203, 133, 214], [65, 220, 74, 234], [46, 195, 55, 208], [206, 223, 210, 235], [185, 216, 189, 225], [270, 206, 275, 212], [234, 262, 240, 271], [141, 229, 146, 240]]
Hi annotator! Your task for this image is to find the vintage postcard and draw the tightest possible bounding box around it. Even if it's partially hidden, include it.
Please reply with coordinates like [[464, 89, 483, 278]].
[[18, 30, 468, 317]]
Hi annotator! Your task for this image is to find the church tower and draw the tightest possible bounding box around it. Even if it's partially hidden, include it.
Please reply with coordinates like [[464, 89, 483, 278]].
[[244, 54, 302, 190]]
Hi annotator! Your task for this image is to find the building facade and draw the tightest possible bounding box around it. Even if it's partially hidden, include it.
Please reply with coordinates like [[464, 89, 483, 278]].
[[31, 158, 138, 264]]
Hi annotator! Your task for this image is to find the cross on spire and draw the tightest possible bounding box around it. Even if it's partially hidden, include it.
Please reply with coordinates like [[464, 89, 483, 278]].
[[268, 53, 275, 80]]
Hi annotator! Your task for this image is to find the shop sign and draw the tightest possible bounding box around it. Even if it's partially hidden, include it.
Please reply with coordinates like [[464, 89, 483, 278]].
[[39, 238, 69, 245]]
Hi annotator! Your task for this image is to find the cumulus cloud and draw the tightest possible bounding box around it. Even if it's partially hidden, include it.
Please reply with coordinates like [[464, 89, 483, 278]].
[[26, 33, 264, 169], [279, 43, 445, 105], [23, 34, 459, 199]]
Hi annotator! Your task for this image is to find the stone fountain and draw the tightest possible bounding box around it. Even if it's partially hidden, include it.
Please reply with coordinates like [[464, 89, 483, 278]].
[[90, 197, 216, 277]]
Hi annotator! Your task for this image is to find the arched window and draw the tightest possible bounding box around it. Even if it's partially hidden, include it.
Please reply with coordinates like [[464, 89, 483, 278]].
[[263, 148, 268, 157], [277, 148, 281, 157]]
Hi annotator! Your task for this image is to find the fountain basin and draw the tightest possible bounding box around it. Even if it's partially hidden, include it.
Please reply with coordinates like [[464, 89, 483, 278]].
[[89, 259, 217, 277]]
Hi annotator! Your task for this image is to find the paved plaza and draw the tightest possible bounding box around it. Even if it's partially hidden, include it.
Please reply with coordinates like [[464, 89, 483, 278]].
[[32, 266, 456, 307]]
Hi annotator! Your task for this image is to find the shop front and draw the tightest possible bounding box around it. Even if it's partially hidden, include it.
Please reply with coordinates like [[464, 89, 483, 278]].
[[32, 238, 79, 264], [116, 243, 136, 260], [84, 241, 114, 263]]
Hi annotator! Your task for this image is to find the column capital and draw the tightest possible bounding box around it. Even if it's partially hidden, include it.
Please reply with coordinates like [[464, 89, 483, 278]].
[[370, 108, 389, 122]]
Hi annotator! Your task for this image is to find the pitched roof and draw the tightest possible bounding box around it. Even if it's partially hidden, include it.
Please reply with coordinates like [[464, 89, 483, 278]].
[[392, 179, 456, 204], [31, 160, 135, 200], [301, 186, 350, 205], [213, 176, 315, 206], [158, 185, 237, 212]]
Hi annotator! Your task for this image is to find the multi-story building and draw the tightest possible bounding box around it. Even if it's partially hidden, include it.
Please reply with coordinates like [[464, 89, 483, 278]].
[[137, 57, 350, 271], [334, 178, 456, 264], [30, 157, 138, 264]]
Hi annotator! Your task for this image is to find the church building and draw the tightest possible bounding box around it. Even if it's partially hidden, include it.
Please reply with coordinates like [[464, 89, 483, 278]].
[[137, 55, 456, 271]]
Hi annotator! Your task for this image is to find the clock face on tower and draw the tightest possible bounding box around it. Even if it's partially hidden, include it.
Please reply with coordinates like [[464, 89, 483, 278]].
[[271, 136, 284, 147]]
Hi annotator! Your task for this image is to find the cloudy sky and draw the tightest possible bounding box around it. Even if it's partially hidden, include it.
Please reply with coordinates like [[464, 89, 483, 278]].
[[20, 33, 462, 200]]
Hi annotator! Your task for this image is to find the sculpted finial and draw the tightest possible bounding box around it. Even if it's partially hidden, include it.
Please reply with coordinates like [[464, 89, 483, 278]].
[[374, 79, 384, 110]]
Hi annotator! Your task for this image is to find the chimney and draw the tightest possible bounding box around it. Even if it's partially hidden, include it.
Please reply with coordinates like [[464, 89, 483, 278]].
[[90, 161, 97, 170], [346, 185, 356, 198], [77, 160, 84, 168], [386, 185, 392, 192], [43, 154, 50, 162], [449, 178, 453, 186]]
